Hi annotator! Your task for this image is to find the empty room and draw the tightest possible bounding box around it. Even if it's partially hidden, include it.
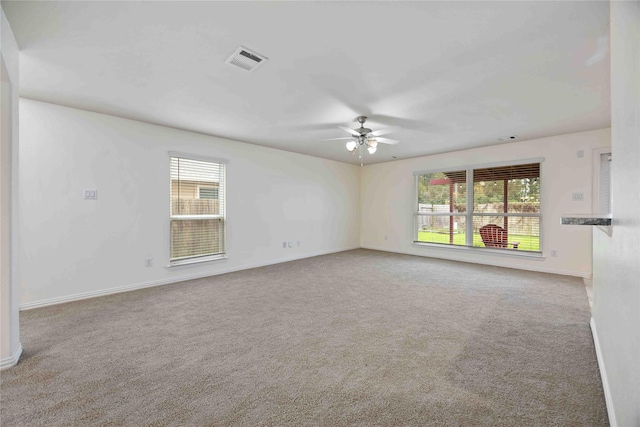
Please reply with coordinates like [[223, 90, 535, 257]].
[[1, 1, 638, 426]]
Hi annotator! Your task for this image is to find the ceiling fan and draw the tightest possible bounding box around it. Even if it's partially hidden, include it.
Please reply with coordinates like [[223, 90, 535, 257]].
[[328, 116, 399, 155]]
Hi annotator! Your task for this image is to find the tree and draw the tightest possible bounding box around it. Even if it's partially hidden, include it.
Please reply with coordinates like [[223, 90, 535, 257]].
[[418, 173, 466, 210]]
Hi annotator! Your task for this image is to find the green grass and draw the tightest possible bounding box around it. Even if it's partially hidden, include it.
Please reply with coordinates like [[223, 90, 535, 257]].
[[417, 231, 540, 251]]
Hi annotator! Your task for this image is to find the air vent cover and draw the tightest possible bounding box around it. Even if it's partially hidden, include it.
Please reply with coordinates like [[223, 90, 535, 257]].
[[225, 46, 268, 72]]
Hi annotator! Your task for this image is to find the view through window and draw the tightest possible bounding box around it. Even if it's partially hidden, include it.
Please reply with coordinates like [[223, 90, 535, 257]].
[[415, 162, 541, 252], [170, 154, 226, 265]]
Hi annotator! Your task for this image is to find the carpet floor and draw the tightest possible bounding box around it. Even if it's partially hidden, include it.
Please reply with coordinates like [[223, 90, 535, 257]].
[[0, 249, 608, 426]]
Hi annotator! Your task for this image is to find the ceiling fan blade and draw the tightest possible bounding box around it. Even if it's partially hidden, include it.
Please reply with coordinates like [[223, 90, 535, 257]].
[[374, 137, 400, 145], [370, 126, 400, 137], [339, 126, 361, 136], [321, 136, 354, 141], [368, 114, 438, 131]]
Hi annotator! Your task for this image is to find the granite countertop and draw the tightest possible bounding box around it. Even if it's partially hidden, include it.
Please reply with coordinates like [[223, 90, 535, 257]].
[[561, 214, 612, 226]]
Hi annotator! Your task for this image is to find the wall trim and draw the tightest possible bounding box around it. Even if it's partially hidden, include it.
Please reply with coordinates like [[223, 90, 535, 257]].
[[19, 246, 360, 310], [20, 245, 591, 310], [0, 343, 22, 370], [361, 245, 592, 278], [590, 317, 617, 427]]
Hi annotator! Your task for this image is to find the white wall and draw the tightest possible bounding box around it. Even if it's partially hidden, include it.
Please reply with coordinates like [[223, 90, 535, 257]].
[[0, 5, 22, 369], [360, 128, 610, 277], [592, 1, 640, 425], [19, 99, 360, 307]]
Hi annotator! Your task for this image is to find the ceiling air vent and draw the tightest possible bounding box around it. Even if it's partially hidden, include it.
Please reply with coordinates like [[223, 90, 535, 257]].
[[225, 46, 268, 72]]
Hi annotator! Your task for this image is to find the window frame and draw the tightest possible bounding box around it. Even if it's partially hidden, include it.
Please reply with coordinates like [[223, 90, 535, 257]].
[[592, 147, 612, 215], [168, 151, 227, 267], [413, 158, 543, 255], [592, 147, 612, 236]]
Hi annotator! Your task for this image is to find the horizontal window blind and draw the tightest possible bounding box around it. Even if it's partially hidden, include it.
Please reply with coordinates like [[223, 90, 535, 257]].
[[198, 186, 219, 200], [473, 163, 540, 182], [170, 156, 226, 264]]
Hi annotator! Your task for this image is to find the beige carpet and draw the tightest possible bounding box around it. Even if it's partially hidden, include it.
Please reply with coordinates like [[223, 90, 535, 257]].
[[0, 249, 608, 426]]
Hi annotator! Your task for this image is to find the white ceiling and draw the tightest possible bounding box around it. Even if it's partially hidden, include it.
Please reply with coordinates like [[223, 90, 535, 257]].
[[3, 1, 611, 165]]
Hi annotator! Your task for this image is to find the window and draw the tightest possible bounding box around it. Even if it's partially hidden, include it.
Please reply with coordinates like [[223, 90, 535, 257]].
[[415, 170, 468, 245], [415, 160, 541, 252], [170, 153, 226, 265], [597, 152, 612, 215]]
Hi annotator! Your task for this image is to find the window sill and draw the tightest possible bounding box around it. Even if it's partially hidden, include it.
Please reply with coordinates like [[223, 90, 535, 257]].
[[412, 242, 544, 259], [167, 254, 227, 268]]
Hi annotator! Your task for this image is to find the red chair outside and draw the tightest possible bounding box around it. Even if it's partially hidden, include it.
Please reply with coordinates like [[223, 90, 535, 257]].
[[479, 224, 519, 249]]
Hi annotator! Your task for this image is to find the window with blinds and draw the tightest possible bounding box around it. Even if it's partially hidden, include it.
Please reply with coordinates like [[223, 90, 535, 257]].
[[414, 160, 541, 253], [169, 154, 226, 265], [415, 170, 467, 245], [472, 163, 540, 251]]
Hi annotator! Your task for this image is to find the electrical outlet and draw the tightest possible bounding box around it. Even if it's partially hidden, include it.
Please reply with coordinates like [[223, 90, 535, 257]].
[[572, 193, 584, 201], [550, 250, 558, 257], [282, 242, 287, 248], [145, 257, 153, 267]]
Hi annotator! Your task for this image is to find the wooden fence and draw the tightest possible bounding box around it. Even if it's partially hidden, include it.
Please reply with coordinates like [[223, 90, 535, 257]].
[[417, 203, 540, 236], [170, 198, 224, 259]]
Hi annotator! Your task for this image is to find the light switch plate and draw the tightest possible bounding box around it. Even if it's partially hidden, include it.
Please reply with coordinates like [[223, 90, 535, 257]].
[[83, 189, 98, 199]]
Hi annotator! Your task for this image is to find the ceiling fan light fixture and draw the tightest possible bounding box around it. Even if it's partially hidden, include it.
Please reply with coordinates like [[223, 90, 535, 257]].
[[336, 116, 399, 160]]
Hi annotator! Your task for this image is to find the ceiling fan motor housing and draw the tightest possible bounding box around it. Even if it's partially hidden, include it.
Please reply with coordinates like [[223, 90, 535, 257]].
[[356, 116, 372, 135]]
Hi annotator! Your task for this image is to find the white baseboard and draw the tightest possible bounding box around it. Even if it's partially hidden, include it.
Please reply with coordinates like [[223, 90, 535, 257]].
[[19, 246, 360, 311], [590, 317, 617, 427], [0, 343, 23, 370], [360, 245, 592, 278], [19, 245, 588, 311]]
